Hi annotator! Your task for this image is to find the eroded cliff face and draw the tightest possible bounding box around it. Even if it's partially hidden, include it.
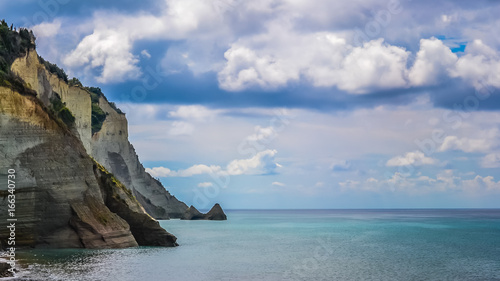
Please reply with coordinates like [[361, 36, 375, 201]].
[[0, 87, 138, 248], [93, 162, 177, 246], [1, 48, 180, 248], [90, 97, 188, 219], [10, 50, 92, 152], [10, 50, 189, 220]]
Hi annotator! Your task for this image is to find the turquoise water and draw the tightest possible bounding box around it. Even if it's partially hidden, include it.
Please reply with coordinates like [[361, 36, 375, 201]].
[[14, 209, 500, 280]]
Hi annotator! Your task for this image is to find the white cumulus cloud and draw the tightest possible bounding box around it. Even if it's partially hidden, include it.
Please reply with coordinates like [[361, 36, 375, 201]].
[[386, 151, 437, 167], [226, 149, 279, 175], [438, 136, 492, 153], [169, 105, 220, 121], [218, 34, 410, 94], [31, 20, 62, 38], [481, 153, 500, 168], [197, 182, 214, 188], [64, 29, 140, 83], [409, 38, 457, 86], [146, 149, 279, 177]]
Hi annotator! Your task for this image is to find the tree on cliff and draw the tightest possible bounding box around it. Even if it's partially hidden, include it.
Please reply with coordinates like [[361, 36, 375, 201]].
[[0, 19, 35, 71], [0, 20, 36, 96]]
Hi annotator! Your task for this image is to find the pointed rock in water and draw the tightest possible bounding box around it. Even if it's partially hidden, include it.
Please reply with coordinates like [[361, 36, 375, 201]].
[[181, 205, 206, 220], [181, 203, 227, 220], [205, 203, 227, 220]]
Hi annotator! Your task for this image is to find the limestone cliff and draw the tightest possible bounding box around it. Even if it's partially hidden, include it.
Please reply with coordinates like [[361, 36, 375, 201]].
[[0, 25, 179, 247], [0, 83, 178, 248], [90, 96, 188, 219], [9, 47, 188, 219], [0, 86, 139, 248], [93, 161, 178, 246], [10, 50, 92, 152]]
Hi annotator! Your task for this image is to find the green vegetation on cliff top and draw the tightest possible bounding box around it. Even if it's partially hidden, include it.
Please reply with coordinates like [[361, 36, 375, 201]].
[[38, 55, 68, 82], [0, 19, 36, 96], [0, 19, 124, 136]]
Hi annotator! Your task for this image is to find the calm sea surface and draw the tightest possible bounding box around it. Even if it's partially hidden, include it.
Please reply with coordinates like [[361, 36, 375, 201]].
[[12, 209, 500, 280]]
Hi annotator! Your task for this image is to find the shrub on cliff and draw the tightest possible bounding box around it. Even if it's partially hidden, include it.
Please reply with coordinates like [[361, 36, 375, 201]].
[[38, 55, 68, 82], [68, 77, 83, 87], [86, 86, 124, 114], [50, 95, 76, 127], [0, 69, 36, 96], [0, 19, 35, 67], [0, 19, 37, 96], [91, 103, 107, 134]]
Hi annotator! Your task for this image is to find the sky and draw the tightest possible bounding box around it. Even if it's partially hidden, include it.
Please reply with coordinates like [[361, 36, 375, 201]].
[[3, 0, 500, 209]]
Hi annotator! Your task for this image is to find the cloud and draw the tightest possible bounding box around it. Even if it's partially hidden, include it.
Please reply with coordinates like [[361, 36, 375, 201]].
[[246, 126, 278, 143], [330, 160, 351, 171], [481, 153, 500, 168], [226, 149, 279, 175], [146, 164, 222, 177], [31, 20, 62, 38], [64, 29, 140, 83], [218, 32, 500, 93], [386, 151, 437, 167], [218, 35, 410, 93], [141, 50, 151, 59], [60, 0, 500, 95], [168, 121, 195, 136], [338, 180, 361, 190], [272, 181, 285, 187], [409, 38, 457, 86], [146, 166, 172, 177], [341, 170, 500, 194], [462, 175, 500, 192], [197, 182, 214, 188], [338, 39, 409, 93], [63, 0, 227, 83], [146, 149, 279, 177], [451, 40, 500, 89], [169, 105, 220, 121], [438, 136, 493, 153]]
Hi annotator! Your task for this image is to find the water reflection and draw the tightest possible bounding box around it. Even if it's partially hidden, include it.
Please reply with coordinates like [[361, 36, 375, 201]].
[[16, 247, 171, 280]]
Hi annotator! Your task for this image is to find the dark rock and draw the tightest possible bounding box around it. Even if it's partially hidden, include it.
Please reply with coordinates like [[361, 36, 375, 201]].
[[181, 203, 227, 220], [94, 161, 178, 247], [181, 206, 206, 220], [205, 203, 227, 220], [0, 260, 14, 277]]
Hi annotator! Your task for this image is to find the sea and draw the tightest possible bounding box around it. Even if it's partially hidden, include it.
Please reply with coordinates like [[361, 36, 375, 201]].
[[9, 209, 500, 280]]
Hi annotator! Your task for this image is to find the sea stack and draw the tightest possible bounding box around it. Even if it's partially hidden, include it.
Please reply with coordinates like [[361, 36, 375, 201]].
[[205, 203, 227, 220], [181, 206, 206, 220], [181, 203, 227, 220]]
